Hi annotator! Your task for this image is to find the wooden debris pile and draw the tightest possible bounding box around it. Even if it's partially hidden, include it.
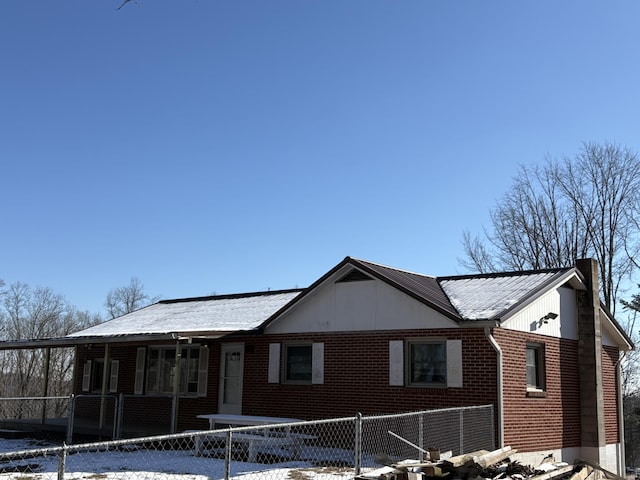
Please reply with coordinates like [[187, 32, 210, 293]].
[[358, 446, 598, 480]]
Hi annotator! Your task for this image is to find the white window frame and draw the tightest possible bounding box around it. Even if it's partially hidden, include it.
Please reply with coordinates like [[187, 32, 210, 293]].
[[268, 342, 324, 385], [526, 342, 546, 392], [389, 339, 462, 388], [407, 339, 447, 386], [283, 343, 314, 384], [145, 345, 208, 397]]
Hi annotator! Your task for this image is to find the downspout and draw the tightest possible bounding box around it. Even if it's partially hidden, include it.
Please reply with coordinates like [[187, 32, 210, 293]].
[[615, 351, 627, 476], [485, 327, 504, 448]]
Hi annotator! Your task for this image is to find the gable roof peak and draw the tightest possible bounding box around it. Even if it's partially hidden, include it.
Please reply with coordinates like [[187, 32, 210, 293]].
[[346, 257, 436, 279]]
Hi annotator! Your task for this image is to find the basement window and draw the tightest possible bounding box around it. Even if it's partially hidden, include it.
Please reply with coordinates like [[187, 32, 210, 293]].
[[526, 343, 546, 395]]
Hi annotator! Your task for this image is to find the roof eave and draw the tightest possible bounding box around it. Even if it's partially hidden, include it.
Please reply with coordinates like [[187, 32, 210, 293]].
[[458, 320, 501, 328], [600, 303, 635, 351], [0, 331, 235, 350]]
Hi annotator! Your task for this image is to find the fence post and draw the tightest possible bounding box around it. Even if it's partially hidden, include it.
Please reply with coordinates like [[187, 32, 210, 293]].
[[57, 443, 67, 480], [490, 405, 496, 450], [66, 395, 75, 446], [224, 429, 232, 480], [354, 413, 362, 476], [459, 409, 464, 455], [419, 412, 425, 463], [115, 394, 123, 440]]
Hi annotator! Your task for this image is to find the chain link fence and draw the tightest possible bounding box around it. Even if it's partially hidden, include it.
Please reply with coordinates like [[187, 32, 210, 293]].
[[0, 404, 494, 479], [0, 396, 71, 443]]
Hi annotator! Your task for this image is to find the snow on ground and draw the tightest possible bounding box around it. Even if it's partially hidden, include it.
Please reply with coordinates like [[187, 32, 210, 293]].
[[0, 437, 357, 480]]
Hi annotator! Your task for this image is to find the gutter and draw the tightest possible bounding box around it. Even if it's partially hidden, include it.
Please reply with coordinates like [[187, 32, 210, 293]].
[[485, 327, 504, 448], [615, 351, 627, 476]]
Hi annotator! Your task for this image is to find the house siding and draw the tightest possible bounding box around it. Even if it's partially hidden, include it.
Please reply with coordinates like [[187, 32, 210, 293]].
[[241, 328, 498, 420], [495, 329, 582, 452], [71, 327, 621, 453]]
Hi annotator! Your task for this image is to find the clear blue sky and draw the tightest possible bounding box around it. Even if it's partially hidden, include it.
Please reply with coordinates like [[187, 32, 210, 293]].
[[2, 1, 640, 316]]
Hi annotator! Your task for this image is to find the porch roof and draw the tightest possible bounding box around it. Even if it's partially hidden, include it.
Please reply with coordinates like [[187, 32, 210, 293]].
[[0, 289, 302, 349], [70, 289, 303, 338]]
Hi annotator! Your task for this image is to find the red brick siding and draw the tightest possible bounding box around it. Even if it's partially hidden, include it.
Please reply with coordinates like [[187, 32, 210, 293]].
[[75, 328, 618, 450], [494, 329, 581, 452], [602, 345, 620, 444], [241, 329, 498, 419]]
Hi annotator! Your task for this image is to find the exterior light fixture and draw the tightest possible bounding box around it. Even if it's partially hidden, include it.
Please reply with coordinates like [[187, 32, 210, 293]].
[[539, 312, 559, 326]]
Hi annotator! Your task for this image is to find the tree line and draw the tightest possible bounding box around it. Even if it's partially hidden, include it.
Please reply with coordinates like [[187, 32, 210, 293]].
[[0, 277, 156, 399], [458, 140, 640, 466]]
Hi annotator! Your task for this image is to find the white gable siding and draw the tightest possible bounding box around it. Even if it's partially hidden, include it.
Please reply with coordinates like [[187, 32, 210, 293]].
[[501, 286, 577, 340], [266, 276, 457, 334]]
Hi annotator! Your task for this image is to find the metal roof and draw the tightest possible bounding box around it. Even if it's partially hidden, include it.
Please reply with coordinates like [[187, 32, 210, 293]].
[[68, 289, 303, 338], [439, 269, 572, 320], [1, 258, 616, 350], [352, 258, 574, 321], [350, 258, 461, 318]]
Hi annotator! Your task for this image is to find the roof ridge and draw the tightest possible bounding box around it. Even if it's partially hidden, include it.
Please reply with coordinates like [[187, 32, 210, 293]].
[[158, 288, 305, 305], [438, 266, 573, 282], [350, 257, 436, 279]]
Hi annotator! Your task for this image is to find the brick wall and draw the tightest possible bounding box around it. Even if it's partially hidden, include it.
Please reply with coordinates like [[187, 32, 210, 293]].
[[241, 328, 498, 420], [75, 327, 617, 451], [494, 329, 581, 451], [602, 345, 621, 444]]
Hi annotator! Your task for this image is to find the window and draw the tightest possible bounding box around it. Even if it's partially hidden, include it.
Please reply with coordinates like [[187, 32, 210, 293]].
[[389, 339, 462, 388], [526, 343, 545, 391], [82, 359, 119, 393], [284, 344, 312, 383], [91, 359, 105, 392], [268, 342, 324, 385], [407, 341, 446, 386], [146, 346, 207, 396]]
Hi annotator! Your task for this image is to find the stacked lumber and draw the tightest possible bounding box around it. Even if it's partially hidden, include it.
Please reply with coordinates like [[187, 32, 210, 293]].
[[357, 446, 594, 480]]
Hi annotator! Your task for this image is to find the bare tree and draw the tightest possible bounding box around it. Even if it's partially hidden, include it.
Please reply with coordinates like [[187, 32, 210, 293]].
[[461, 141, 640, 316], [105, 277, 157, 319], [557, 142, 640, 313], [0, 283, 97, 398]]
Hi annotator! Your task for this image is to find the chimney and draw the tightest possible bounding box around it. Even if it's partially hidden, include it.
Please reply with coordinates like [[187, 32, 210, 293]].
[[575, 258, 606, 463]]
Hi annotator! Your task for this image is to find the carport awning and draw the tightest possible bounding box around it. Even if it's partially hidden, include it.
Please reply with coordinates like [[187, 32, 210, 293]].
[[0, 331, 233, 350]]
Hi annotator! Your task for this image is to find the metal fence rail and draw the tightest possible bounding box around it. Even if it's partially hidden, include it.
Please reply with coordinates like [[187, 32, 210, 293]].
[[0, 404, 495, 480]]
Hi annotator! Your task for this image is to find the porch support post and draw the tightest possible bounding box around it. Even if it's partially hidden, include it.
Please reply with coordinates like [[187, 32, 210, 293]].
[[41, 347, 51, 425], [99, 344, 110, 433], [171, 339, 181, 433]]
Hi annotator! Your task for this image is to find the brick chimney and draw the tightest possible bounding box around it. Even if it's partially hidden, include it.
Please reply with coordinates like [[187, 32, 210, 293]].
[[575, 258, 606, 463]]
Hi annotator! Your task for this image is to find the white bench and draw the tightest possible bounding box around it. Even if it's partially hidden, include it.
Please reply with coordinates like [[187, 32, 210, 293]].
[[191, 430, 314, 462], [192, 414, 316, 462]]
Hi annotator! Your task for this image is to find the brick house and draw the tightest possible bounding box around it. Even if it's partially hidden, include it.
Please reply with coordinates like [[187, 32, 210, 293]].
[[5, 257, 632, 473]]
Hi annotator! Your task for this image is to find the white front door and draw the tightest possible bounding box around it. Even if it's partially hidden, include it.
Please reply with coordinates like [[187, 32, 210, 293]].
[[218, 343, 244, 414]]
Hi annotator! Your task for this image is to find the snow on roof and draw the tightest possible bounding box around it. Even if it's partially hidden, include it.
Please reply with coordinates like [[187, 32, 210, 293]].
[[69, 290, 302, 338], [439, 271, 563, 320]]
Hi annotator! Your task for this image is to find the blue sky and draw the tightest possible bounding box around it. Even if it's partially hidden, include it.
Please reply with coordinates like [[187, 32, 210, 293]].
[[2, 1, 640, 316]]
